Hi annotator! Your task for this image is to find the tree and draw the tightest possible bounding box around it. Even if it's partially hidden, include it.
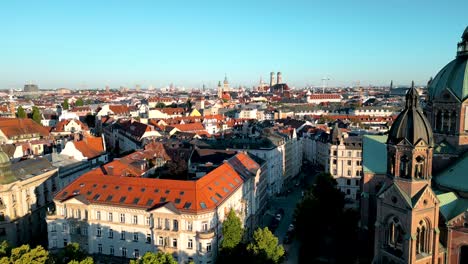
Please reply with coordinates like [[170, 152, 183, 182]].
[[8, 244, 49, 264], [0, 241, 10, 258], [31, 106, 42, 124], [155, 102, 166, 108], [247, 227, 284, 264], [63, 99, 69, 110], [16, 106, 27, 118], [75, 98, 84, 107], [68, 256, 94, 264], [221, 209, 243, 251], [129, 252, 177, 264], [186, 99, 192, 111]]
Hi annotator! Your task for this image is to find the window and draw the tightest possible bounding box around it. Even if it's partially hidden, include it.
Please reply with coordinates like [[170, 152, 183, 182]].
[[202, 221, 208, 231], [415, 156, 425, 179], [96, 227, 102, 237], [120, 214, 125, 223], [96, 211, 101, 220], [400, 156, 409, 178], [347, 160, 351, 165], [121, 247, 127, 257], [108, 229, 113, 239], [81, 227, 87, 236], [50, 223, 56, 232], [146, 216, 151, 226], [172, 238, 177, 248], [146, 234, 151, 244], [134, 249, 139, 259], [206, 243, 212, 252], [347, 170, 351, 176], [109, 246, 114, 256], [157, 218, 162, 229], [347, 151, 352, 157], [347, 179, 351, 186], [173, 220, 178, 231], [51, 239, 57, 249], [187, 221, 193, 231], [108, 212, 113, 222], [333, 151, 337, 156], [187, 239, 193, 249], [165, 218, 170, 230], [63, 223, 68, 232], [158, 236, 164, 246], [356, 160, 362, 166], [198, 242, 202, 252], [133, 232, 138, 241], [355, 179, 360, 186], [346, 189, 350, 195], [98, 244, 102, 254], [332, 159, 337, 165], [133, 215, 138, 225], [416, 220, 428, 254], [387, 217, 403, 253], [333, 169, 337, 175], [121, 230, 126, 240]]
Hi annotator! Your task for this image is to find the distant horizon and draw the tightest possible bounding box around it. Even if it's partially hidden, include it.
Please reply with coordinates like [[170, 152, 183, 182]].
[[1, 1, 467, 89]]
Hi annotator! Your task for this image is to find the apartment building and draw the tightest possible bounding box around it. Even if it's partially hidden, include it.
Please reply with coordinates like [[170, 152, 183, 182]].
[[47, 152, 264, 264]]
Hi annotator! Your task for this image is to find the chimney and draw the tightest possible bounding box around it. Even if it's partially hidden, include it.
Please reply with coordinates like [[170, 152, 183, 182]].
[[277, 72, 282, 84], [107, 166, 114, 176]]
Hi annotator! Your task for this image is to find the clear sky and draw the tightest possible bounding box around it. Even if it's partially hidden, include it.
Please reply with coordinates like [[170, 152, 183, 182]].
[[1, 0, 467, 90]]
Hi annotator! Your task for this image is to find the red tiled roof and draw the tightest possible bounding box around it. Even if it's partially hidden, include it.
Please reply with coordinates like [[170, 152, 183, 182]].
[[158, 108, 185, 115], [109, 105, 130, 115], [74, 136, 105, 159], [55, 152, 259, 213], [309, 94, 342, 100], [170, 123, 206, 132], [0, 118, 49, 138], [53, 119, 88, 132]]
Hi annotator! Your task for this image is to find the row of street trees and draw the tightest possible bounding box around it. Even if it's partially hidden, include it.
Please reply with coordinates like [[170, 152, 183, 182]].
[[16, 106, 42, 124], [218, 210, 285, 264]]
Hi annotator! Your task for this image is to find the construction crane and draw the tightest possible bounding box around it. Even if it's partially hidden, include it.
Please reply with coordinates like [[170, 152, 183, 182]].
[[321, 77, 330, 93]]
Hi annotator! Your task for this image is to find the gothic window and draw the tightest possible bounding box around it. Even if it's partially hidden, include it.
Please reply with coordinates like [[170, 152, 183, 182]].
[[416, 220, 429, 255], [387, 217, 404, 253], [415, 156, 425, 179], [443, 111, 450, 133], [400, 156, 409, 178], [389, 156, 395, 174]]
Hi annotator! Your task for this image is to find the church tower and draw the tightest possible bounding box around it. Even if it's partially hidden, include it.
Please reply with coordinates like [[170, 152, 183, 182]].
[[374, 84, 442, 264], [217, 80, 223, 99]]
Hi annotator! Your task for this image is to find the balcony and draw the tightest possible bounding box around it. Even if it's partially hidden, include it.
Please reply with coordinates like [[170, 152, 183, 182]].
[[196, 229, 215, 239]]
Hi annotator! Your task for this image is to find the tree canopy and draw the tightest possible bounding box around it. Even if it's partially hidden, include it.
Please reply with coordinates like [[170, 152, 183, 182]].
[[0, 244, 48, 264], [155, 102, 166, 108], [221, 209, 243, 251], [247, 227, 284, 264], [75, 98, 84, 107], [129, 251, 177, 264], [16, 106, 27, 118], [31, 106, 42, 124], [63, 99, 69, 110]]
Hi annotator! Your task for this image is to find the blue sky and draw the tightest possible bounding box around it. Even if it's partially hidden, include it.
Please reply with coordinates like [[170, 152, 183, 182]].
[[0, 0, 467, 89]]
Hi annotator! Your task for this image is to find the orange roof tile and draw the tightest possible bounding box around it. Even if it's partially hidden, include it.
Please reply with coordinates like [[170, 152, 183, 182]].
[[0, 118, 49, 138]]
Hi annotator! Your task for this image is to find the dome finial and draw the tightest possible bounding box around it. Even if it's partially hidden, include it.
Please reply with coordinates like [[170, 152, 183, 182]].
[[405, 82, 419, 108], [457, 26, 468, 57]]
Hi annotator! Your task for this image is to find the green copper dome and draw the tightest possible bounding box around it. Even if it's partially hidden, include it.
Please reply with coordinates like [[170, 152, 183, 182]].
[[428, 27, 468, 101]]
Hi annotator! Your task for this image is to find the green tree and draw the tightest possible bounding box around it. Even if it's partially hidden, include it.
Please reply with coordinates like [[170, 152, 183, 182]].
[[63, 99, 69, 110], [68, 256, 94, 264], [75, 98, 84, 107], [0, 241, 10, 258], [247, 227, 284, 264], [155, 102, 166, 108], [8, 244, 49, 264], [31, 106, 42, 124], [129, 252, 177, 264], [16, 106, 27, 118], [186, 99, 192, 111], [221, 209, 243, 251]]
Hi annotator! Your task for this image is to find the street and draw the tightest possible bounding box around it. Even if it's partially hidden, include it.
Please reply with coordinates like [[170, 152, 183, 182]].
[[261, 167, 319, 264]]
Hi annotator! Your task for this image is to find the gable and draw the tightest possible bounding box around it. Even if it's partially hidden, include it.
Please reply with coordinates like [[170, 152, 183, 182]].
[[412, 185, 439, 209], [379, 183, 412, 209], [148, 202, 180, 215]]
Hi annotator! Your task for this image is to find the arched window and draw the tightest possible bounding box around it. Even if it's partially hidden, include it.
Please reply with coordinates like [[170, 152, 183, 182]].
[[400, 156, 409, 178], [415, 156, 425, 179], [387, 217, 404, 253], [443, 111, 450, 133], [389, 156, 395, 174], [416, 220, 429, 254]]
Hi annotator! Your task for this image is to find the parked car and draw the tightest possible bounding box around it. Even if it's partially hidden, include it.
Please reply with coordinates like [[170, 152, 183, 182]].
[[288, 224, 295, 232]]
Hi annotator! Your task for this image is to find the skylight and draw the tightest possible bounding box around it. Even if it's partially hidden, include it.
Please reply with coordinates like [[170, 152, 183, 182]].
[[200, 202, 207, 209], [179, 191, 185, 195], [61, 191, 68, 197], [234, 178, 240, 183], [160, 197, 166, 202], [214, 181, 220, 186], [132, 198, 140, 205], [86, 191, 92, 196], [93, 194, 101, 201], [119, 196, 127, 203], [154, 188, 159, 193], [183, 202, 192, 209], [102, 185, 107, 189], [106, 195, 113, 202], [222, 187, 229, 193], [174, 198, 181, 204], [128, 187, 133, 191], [228, 183, 235, 188], [215, 193, 223, 199], [146, 199, 154, 206], [92, 184, 97, 188], [115, 186, 120, 190], [165, 190, 170, 194], [210, 197, 218, 203], [141, 188, 146, 192]]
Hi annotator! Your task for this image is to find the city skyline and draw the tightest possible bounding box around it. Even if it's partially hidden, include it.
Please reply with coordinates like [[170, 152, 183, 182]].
[[1, 0, 467, 89]]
